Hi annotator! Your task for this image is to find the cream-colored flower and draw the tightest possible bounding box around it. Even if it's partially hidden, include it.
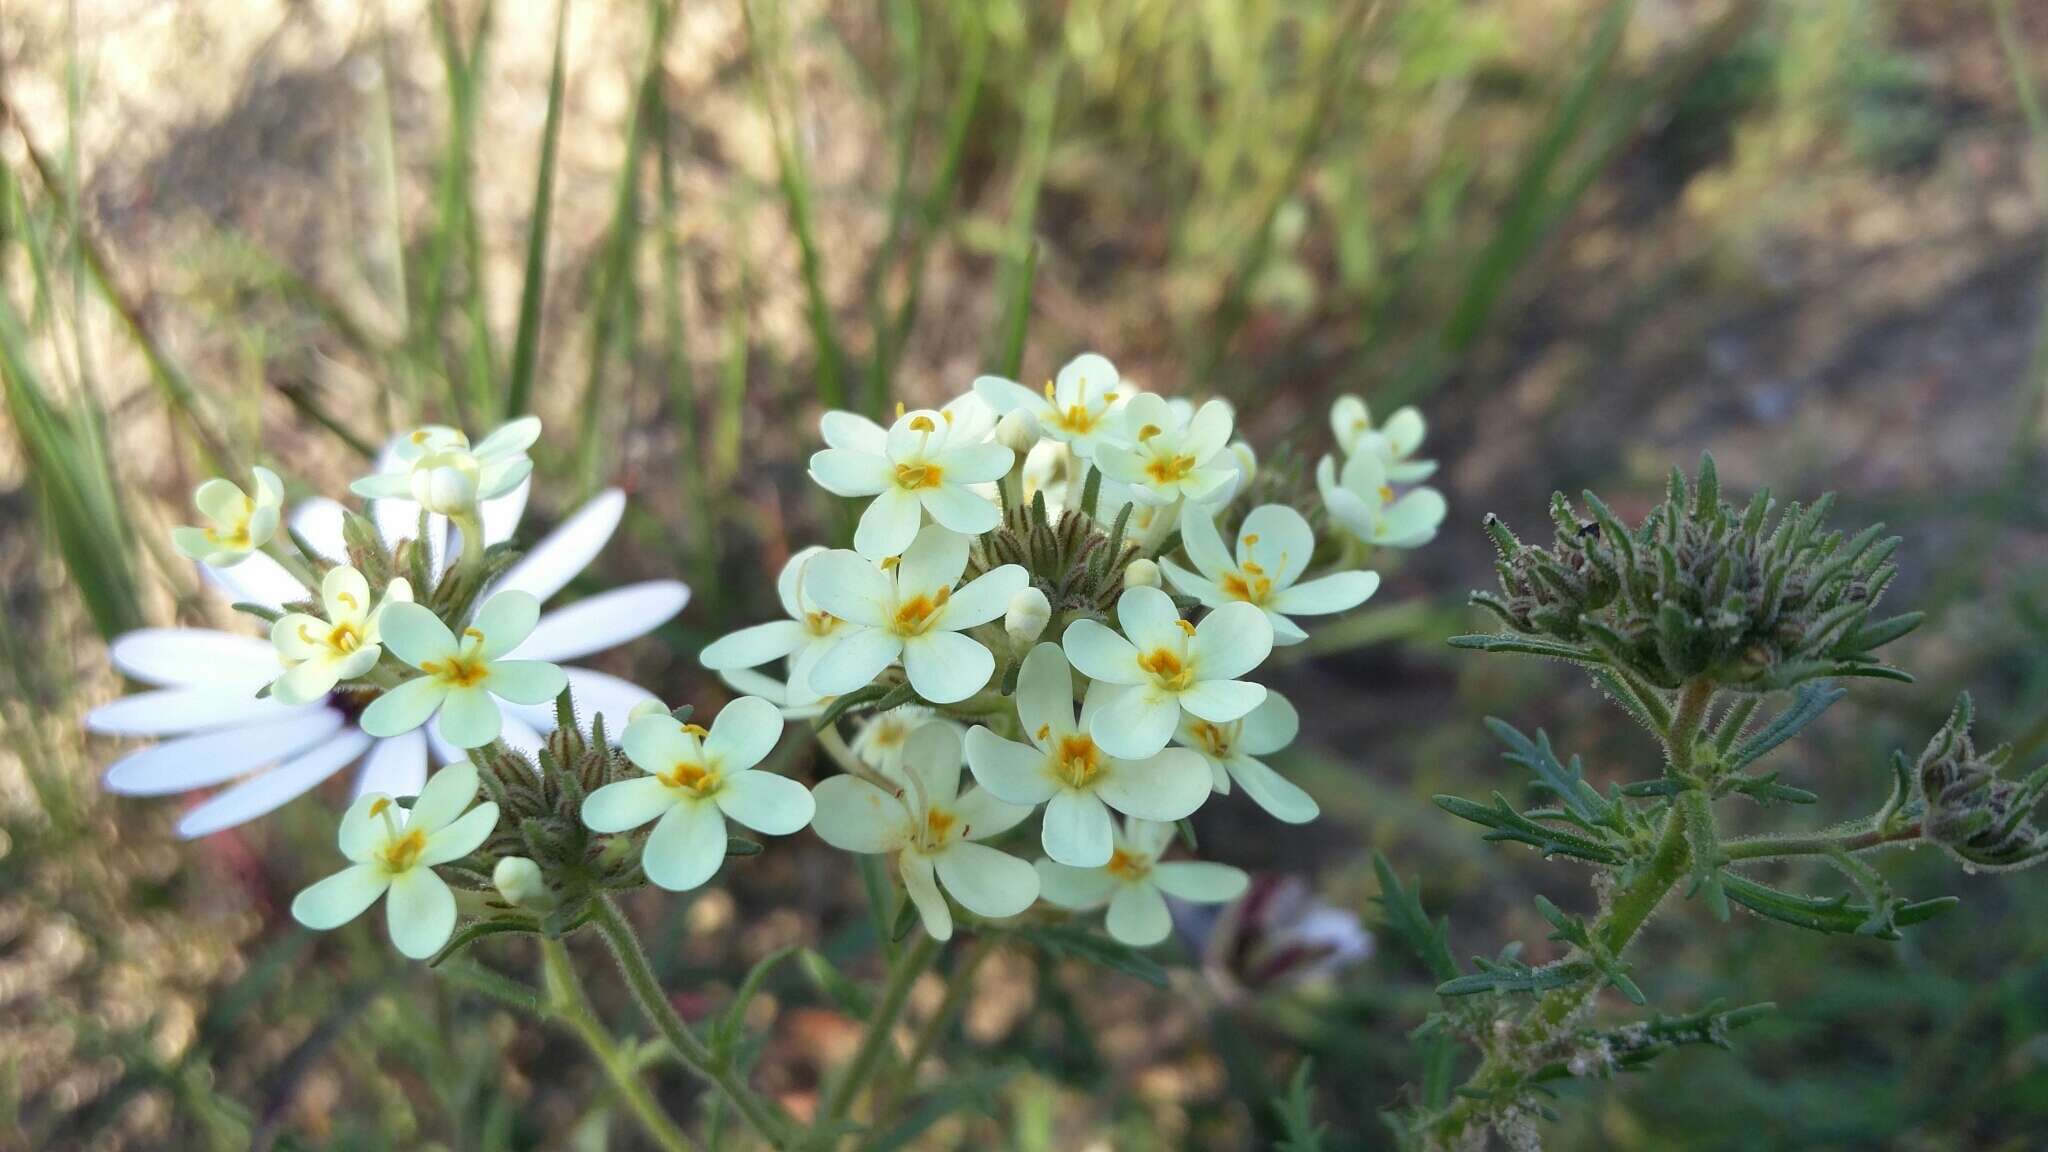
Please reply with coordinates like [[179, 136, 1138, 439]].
[[270, 568, 413, 704], [172, 466, 283, 567], [808, 397, 1012, 560], [1034, 817, 1248, 947]]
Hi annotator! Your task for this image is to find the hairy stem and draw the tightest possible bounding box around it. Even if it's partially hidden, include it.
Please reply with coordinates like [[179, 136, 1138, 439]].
[[1724, 822, 1924, 861], [818, 930, 941, 1136], [589, 895, 797, 1149], [874, 935, 995, 1121], [539, 938, 698, 1152]]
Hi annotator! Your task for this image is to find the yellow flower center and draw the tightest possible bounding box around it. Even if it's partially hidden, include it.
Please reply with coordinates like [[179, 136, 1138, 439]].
[[1189, 720, 1234, 759], [1106, 847, 1151, 881], [1220, 566, 1274, 605], [924, 806, 957, 846], [805, 610, 839, 637], [1379, 484, 1395, 504], [660, 760, 722, 798], [422, 651, 490, 688], [894, 461, 945, 490], [1137, 647, 1193, 692], [378, 827, 429, 872], [1144, 452, 1196, 486], [327, 621, 365, 653], [1052, 733, 1106, 789], [892, 587, 951, 636]]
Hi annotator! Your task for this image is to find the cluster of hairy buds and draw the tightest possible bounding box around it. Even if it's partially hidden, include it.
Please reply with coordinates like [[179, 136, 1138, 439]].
[[968, 486, 1142, 619], [1916, 694, 2048, 872], [1468, 455, 1919, 692]]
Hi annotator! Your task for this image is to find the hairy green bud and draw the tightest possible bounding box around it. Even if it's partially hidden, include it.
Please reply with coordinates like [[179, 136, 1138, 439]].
[[1916, 694, 2048, 872]]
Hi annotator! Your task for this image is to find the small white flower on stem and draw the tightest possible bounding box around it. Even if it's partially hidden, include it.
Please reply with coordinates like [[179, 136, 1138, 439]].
[[172, 466, 283, 568], [804, 526, 1029, 704], [1176, 690, 1318, 823], [290, 761, 500, 959], [581, 697, 813, 892], [362, 591, 568, 749], [1316, 450, 1447, 550], [1330, 395, 1435, 482], [269, 568, 413, 704], [1162, 504, 1379, 645], [349, 417, 540, 519], [1061, 586, 1273, 760], [852, 704, 950, 782], [1034, 817, 1248, 948], [965, 644, 1211, 867], [810, 722, 1037, 941], [1095, 393, 1237, 508], [700, 546, 845, 709], [808, 397, 1012, 560], [973, 353, 1127, 460]]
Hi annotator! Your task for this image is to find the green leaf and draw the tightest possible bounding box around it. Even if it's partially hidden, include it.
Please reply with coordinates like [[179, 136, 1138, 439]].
[[1272, 1059, 1327, 1152], [1433, 793, 1626, 864], [1726, 681, 1846, 772], [712, 945, 798, 1058], [1010, 923, 1168, 989], [427, 916, 543, 967], [1485, 718, 1609, 824], [503, 0, 569, 419], [799, 948, 872, 1017], [1437, 960, 1593, 997], [1447, 633, 1610, 665], [1371, 853, 1459, 983]]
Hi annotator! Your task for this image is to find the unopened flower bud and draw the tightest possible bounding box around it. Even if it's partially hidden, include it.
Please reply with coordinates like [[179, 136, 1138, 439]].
[[493, 856, 554, 909], [995, 409, 1041, 456], [1005, 587, 1052, 651], [1124, 558, 1162, 589], [1227, 440, 1257, 484], [411, 449, 481, 517]]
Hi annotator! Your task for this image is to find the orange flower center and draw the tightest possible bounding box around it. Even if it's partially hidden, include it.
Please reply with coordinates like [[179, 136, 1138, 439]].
[[1137, 647, 1193, 692], [892, 587, 951, 635], [1106, 847, 1151, 881], [1189, 720, 1233, 759], [895, 461, 944, 490], [379, 827, 429, 872], [422, 652, 489, 688], [1052, 733, 1106, 788], [660, 760, 721, 797], [924, 806, 957, 845], [1144, 452, 1196, 486]]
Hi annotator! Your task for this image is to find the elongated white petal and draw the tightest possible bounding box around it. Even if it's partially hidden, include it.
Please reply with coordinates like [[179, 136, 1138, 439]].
[[918, 483, 1001, 536], [204, 550, 308, 614], [584, 775, 679, 832], [1159, 559, 1229, 609], [409, 760, 480, 834], [931, 441, 1014, 485], [1237, 504, 1315, 587], [1116, 586, 1185, 653], [1097, 748, 1211, 822], [1088, 686, 1179, 760], [1269, 571, 1379, 617], [900, 853, 952, 941], [472, 591, 541, 659], [1015, 643, 1077, 749], [1177, 505, 1234, 579], [387, 868, 458, 959], [378, 602, 458, 668], [176, 727, 375, 838], [1042, 790, 1113, 867], [421, 802, 500, 865], [698, 619, 809, 671], [809, 774, 911, 852], [894, 525, 970, 594], [1237, 691, 1299, 756], [1191, 602, 1272, 682], [1178, 679, 1267, 724], [436, 686, 504, 748], [642, 799, 727, 891], [502, 666, 657, 735], [821, 410, 888, 453], [485, 660, 568, 705], [292, 864, 390, 930], [964, 727, 1057, 805], [88, 686, 301, 736], [903, 720, 965, 805], [1061, 619, 1142, 685], [903, 631, 994, 704], [804, 551, 894, 627], [1034, 859, 1117, 909], [934, 842, 1039, 919], [1105, 883, 1172, 946], [481, 475, 531, 546], [854, 486, 925, 560], [952, 785, 1033, 840], [705, 695, 783, 773], [716, 770, 814, 835], [292, 498, 350, 561], [809, 628, 903, 696], [103, 710, 345, 795], [1229, 755, 1320, 823], [360, 677, 447, 739], [809, 448, 894, 496], [354, 730, 429, 799], [493, 489, 627, 603], [1151, 861, 1249, 903], [935, 564, 1028, 631], [108, 628, 277, 687]]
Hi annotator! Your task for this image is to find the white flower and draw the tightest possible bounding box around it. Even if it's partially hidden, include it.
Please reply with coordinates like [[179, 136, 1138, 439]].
[[1034, 817, 1248, 948], [804, 526, 1029, 705], [699, 547, 843, 710], [349, 417, 540, 519], [362, 591, 568, 749], [1093, 476, 1184, 550], [1176, 690, 1317, 823], [965, 644, 1211, 867], [1061, 586, 1272, 760], [581, 697, 813, 892], [172, 466, 283, 567], [1330, 395, 1434, 482], [1021, 439, 1083, 514], [808, 397, 1013, 560], [269, 567, 413, 704], [852, 704, 953, 782], [1162, 504, 1379, 645], [973, 353, 1128, 460], [1094, 393, 1237, 508], [92, 487, 682, 838], [718, 667, 832, 720], [810, 722, 1037, 941], [290, 761, 500, 959], [1316, 450, 1447, 550]]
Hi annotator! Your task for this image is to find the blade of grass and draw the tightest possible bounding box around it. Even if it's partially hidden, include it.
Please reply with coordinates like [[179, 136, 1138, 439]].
[[859, 0, 926, 419], [1994, 0, 2048, 481], [504, 0, 572, 420], [653, 74, 720, 622], [991, 48, 1064, 381]]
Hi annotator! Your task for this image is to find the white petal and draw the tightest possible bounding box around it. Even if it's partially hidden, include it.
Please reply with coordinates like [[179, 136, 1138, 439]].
[[584, 776, 679, 832], [953, 786, 1033, 840], [204, 550, 308, 614], [705, 695, 784, 773], [1034, 859, 1116, 909], [513, 582, 689, 662], [809, 628, 903, 696], [484, 660, 568, 706], [933, 841, 1039, 920], [472, 591, 541, 659], [1151, 861, 1249, 903], [108, 628, 277, 687], [1228, 755, 1321, 824], [1236, 504, 1316, 587], [918, 483, 1001, 536], [88, 686, 300, 736], [642, 799, 728, 891], [935, 564, 1028, 631], [1096, 748, 1212, 822], [1178, 679, 1267, 724], [495, 489, 626, 603], [900, 853, 952, 941], [292, 864, 390, 931], [509, 666, 658, 735], [894, 525, 970, 595], [409, 760, 481, 834], [1177, 504, 1234, 579], [354, 730, 429, 799], [1088, 686, 1179, 760], [964, 726, 1057, 805], [102, 710, 345, 795], [853, 486, 925, 561], [1268, 571, 1379, 617], [1060, 619, 1142, 685], [480, 474, 531, 545], [1237, 690, 1300, 756], [421, 802, 501, 864], [1105, 883, 1172, 947], [386, 868, 458, 959], [291, 498, 350, 561], [808, 448, 894, 496], [903, 631, 994, 704], [809, 774, 911, 852], [360, 677, 448, 739], [716, 770, 814, 835], [176, 727, 374, 838], [902, 722, 964, 806], [699, 620, 810, 671], [804, 551, 894, 627], [1379, 488, 1447, 547], [821, 410, 888, 453], [1014, 643, 1078, 749], [377, 602, 459, 668], [1191, 602, 1273, 682], [1041, 790, 1113, 867], [435, 685, 504, 748], [1115, 586, 1186, 653]]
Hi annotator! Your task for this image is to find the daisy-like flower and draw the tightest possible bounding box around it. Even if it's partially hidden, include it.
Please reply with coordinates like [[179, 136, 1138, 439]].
[[1330, 395, 1435, 482], [349, 417, 540, 519], [965, 643, 1212, 867], [808, 397, 1013, 560], [581, 697, 813, 892], [810, 722, 1036, 941], [804, 526, 1029, 705], [172, 466, 283, 567], [973, 352, 1128, 459], [290, 761, 500, 960], [269, 567, 412, 704], [1034, 817, 1248, 948], [1061, 586, 1273, 760], [1316, 450, 1447, 550], [93, 487, 681, 838], [852, 704, 953, 782], [1162, 504, 1380, 645], [699, 547, 842, 711], [362, 591, 568, 749], [1176, 690, 1317, 823], [1094, 393, 1237, 508]]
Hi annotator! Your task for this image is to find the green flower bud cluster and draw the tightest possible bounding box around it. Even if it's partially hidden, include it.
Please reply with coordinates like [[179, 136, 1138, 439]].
[[1465, 455, 1919, 693], [1916, 694, 2048, 873], [968, 488, 1140, 618]]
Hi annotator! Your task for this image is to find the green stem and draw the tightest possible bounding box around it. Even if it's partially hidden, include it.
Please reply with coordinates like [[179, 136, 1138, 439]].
[[590, 895, 797, 1149], [539, 938, 698, 1152], [872, 935, 993, 1124], [1724, 822, 1923, 862], [819, 931, 941, 1135]]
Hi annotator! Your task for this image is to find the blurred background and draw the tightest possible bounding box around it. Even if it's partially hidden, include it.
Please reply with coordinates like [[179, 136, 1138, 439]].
[[4, 0, 2047, 1148]]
